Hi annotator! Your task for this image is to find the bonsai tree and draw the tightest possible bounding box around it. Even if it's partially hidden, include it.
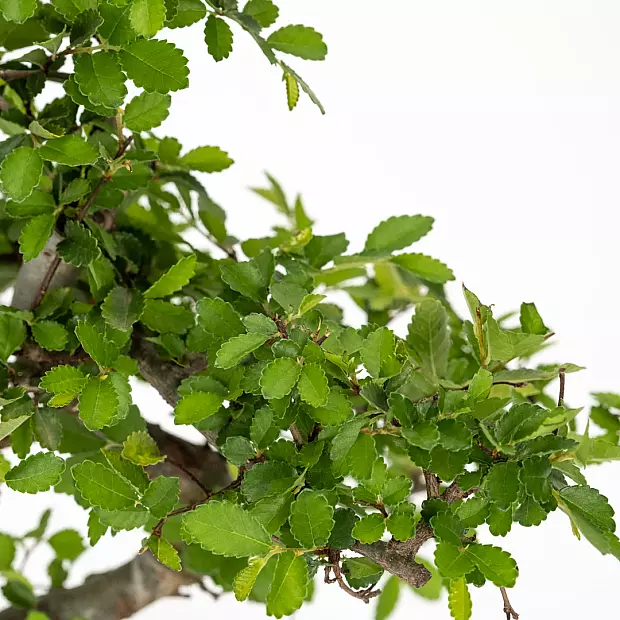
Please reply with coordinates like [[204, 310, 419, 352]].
[[0, 2, 618, 619]]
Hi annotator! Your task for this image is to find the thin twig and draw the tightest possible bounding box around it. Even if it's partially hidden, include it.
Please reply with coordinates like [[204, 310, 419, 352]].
[[166, 459, 211, 496], [325, 549, 381, 603], [423, 471, 441, 499], [358, 500, 388, 518], [500, 587, 519, 619], [558, 366, 566, 407]]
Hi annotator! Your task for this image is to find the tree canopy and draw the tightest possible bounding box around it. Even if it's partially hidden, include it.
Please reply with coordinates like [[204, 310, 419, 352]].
[[0, 2, 618, 620]]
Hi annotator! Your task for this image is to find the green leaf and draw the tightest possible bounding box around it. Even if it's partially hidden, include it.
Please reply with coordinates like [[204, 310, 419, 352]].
[[32, 408, 62, 451], [406, 299, 450, 382], [352, 513, 385, 543], [519, 302, 548, 335], [57, 221, 100, 267], [297, 363, 329, 407], [130, 0, 166, 38], [495, 404, 550, 444], [0, 0, 37, 23], [166, 0, 205, 28], [73, 52, 127, 112], [266, 551, 308, 618], [5, 189, 55, 218], [342, 557, 383, 588], [487, 318, 545, 362], [243, 313, 278, 336], [434, 542, 473, 579], [51, 0, 96, 20], [124, 91, 171, 131], [98, 2, 137, 46], [0, 415, 32, 442], [289, 489, 334, 547], [234, 556, 269, 602], [101, 287, 144, 331], [467, 368, 493, 402], [382, 476, 412, 506], [48, 529, 84, 561], [0, 533, 15, 569], [215, 332, 270, 369], [174, 391, 224, 425], [487, 505, 512, 537], [484, 462, 520, 509], [140, 299, 194, 334], [241, 461, 299, 503], [197, 297, 245, 340], [182, 501, 272, 557], [365, 215, 433, 254], [448, 577, 472, 620], [144, 255, 196, 298], [122, 430, 164, 465], [120, 39, 189, 93], [142, 476, 180, 518], [0, 146, 42, 202], [558, 485, 616, 533], [148, 536, 181, 571], [70, 8, 103, 47], [39, 135, 99, 166], [386, 509, 416, 541], [31, 320, 68, 351], [260, 357, 301, 399], [221, 436, 255, 466], [309, 390, 352, 425], [267, 25, 327, 60], [376, 575, 400, 620], [243, 0, 278, 28], [592, 392, 620, 409], [72, 460, 139, 509], [180, 145, 234, 172], [75, 320, 120, 368], [465, 544, 518, 587], [19, 214, 55, 262], [0, 313, 26, 363], [59, 178, 91, 205], [5, 452, 65, 493], [392, 253, 455, 284], [78, 377, 119, 430], [40, 366, 86, 400], [220, 257, 270, 301], [204, 14, 233, 61], [361, 327, 402, 380]]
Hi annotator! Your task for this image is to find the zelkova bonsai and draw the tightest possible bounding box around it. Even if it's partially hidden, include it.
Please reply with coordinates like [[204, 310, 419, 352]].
[[0, 2, 618, 620]]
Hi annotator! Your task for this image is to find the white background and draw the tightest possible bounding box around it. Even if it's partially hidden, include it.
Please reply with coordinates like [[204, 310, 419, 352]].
[[2, 1, 620, 618]]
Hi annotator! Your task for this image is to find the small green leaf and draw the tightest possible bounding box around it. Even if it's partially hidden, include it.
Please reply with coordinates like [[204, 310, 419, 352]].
[[119, 39, 189, 93], [31, 320, 67, 351], [215, 332, 270, 369], [204, 14, 233, 61], [72, 460, 139, 510], [221, 436, 256, 466], [386, 509, 416, 542], [124, 92, 171, 131], [73, 52, 127, 112], [130, 0, 166, 38], [434, 542, 474, 579], [180, 145, 234, 172], [5, 452, 65, 493], [57, 221, 100, 267], [174, 391, 224, 425], [289, 489, 334, 547], [148, 535, 181, 571], [448, 577, 472, 620], [484, 462, 520, 510], [243, 0, 278, 28], [182, 501, 273, 557], [78, 377, 119, 430], [298, 363, 329, 407], [260, 357, 301, 399], [309, 390, 352, 425], [465, 544, 518, 587], [142, 476, 180, 518], [32, 407, 62, 451], [0, 415, 32, 442], [266, 551, 308, 618], [519, 302, 548, 335], [0, 146, 42, 202], [144, 254, 196, 298], [0, 0, 37, 23], [392, 253, 455, 284], [361, 327, 402, 380], [19, 214, 55, 262], [376, 575, 400, 620], [284, 71, 299, 110], [122, 430, 164, 465], [76, 320, 120, 368], [40, 365, 86, 399], [141, 299, 194, 334], [101, 287, 144, 331], [196, 297, 245, 341], [365, 215, 433, 254], [234, 556, 269, 602], [267, 25, 327, 60], [352, 513, 385, 543], [48, 529, 84, 561], [39, 135, 99, 166]]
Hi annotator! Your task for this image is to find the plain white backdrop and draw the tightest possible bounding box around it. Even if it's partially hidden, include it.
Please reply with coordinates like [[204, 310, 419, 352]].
[[2, 1, 620, 618]]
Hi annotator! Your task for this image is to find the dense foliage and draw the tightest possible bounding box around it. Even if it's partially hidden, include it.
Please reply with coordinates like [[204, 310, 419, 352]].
[[0, 2, 618, 619]]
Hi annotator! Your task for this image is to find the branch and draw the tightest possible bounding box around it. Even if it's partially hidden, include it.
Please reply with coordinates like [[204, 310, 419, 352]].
[[500, 587, 519, 619], [0, 554, 198, 620]]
